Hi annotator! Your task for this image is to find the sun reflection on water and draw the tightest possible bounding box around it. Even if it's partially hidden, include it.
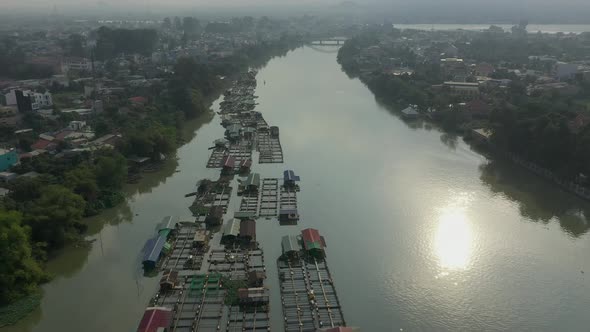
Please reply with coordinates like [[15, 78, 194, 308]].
[[434, 203, 473, 270]]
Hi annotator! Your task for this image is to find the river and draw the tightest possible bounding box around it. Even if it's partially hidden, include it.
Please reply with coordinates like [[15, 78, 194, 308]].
[[4, 45, 590, 332]]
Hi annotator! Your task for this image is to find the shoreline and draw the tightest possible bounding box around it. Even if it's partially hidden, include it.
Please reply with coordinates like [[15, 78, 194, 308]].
[[341, 65, 590, 203]]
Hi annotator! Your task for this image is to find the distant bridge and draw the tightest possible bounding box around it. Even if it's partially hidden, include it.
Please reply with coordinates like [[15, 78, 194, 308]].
[[307, 37, 349, 46]]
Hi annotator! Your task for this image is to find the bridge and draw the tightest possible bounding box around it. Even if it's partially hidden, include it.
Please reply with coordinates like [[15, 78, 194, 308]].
[[308, 37, 349, 46]]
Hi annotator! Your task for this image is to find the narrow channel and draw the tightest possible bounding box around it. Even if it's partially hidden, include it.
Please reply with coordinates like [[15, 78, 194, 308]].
[[4, 45, 590, 332]]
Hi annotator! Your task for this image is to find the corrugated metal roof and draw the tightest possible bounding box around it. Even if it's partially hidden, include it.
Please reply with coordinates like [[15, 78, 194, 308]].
[[234, 211, 257, 219], [137, 307, 173, 332], [142, 235, 167, 264], [157, 216, 177, 232], [239, 219, 256, 238], [281, 235, 301, 253], [283, 170, 300, 182], [301, 228, 325, 251], [223, 218, 241, 237], [244, 173, 260, 188], [223, 155, 236, 168]]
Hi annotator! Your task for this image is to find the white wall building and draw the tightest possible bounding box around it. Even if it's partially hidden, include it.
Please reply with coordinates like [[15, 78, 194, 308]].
[[555, 62, 579, 80], [61, 57, 92, 73], [4, 90, 52, 111]]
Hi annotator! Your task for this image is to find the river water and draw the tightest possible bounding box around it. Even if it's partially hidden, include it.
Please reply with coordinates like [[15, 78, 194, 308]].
[[4, 45, 590, 332]]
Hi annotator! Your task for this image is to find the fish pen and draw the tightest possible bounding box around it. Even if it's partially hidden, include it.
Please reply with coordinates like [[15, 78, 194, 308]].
[[259, 178, 279, 217], [239, 191, 260, 217], [278, 256, 346, 331], [257, 131, 283, 164], [152, 273, 225, 332]]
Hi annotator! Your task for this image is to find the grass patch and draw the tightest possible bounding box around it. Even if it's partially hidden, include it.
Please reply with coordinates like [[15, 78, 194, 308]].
[[0, 292, 41, 327]]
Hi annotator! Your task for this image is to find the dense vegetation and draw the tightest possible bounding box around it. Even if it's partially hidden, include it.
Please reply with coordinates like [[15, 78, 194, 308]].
[[0, 37, 54, 79], [95, 27, 158, 60]]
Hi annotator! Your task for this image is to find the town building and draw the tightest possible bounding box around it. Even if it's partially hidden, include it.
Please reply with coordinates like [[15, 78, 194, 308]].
[[442, 81, 480, 99], [4, 89, 52, 111], [61, 57, 93, 73], [554, 62, 578, 80]]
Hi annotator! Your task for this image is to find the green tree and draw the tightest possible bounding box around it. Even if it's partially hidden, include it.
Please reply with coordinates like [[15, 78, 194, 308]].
[[0, 210, 46, 305], [26, 185, 86, 250], [64, 165, 99, 201], [94, 151, 127, 189]]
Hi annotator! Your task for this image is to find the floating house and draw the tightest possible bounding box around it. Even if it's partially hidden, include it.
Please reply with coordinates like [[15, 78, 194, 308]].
[[142, 235, 167, 270], [243, 173, 260, 193], [234, 211, 257, 220], [137, 307, 173, 332], [238, 287, 269, 306], [401, 106, 419, 119], [301, 228, 326, 258], [281, 235, 302, 259], [159, 269, 179, 292], [222, 218, 241, 242], [225, 124, 242, 141], [242, 127, 256, 140], [222, 155, 236, 174], [270, 126, 279, 138], [248, 270, 266, 287], [157, 216, 178, 238], [192, 229, 209, 249], [283, 170, 301, 188], [279, 208, 299, 222], [239, 219, 256, 244], [239, 158, 252, 174]]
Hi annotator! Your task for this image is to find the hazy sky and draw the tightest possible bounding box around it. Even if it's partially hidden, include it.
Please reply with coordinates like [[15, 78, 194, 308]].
[[1, 0, 590, 23]]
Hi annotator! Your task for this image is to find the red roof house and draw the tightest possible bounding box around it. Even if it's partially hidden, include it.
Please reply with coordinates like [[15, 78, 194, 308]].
[[137, 307, 173, 332], [31, 139, 56, 151], [301, 228, 326, 257]]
